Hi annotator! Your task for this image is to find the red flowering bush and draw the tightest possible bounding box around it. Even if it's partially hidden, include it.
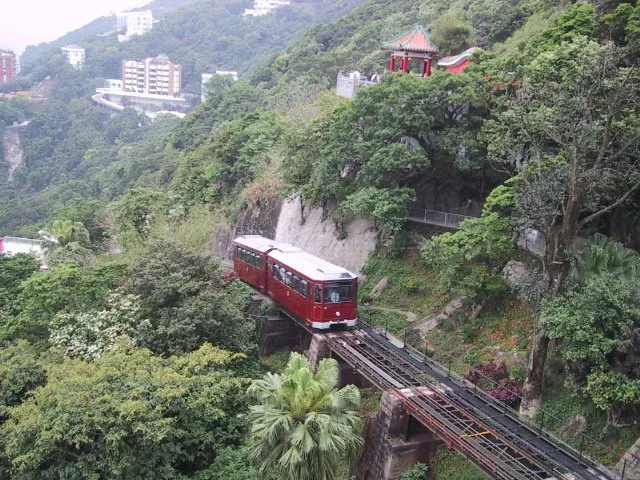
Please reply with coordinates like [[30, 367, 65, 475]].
[[221, 268, 238, 286], [465, 361, 523, 407]]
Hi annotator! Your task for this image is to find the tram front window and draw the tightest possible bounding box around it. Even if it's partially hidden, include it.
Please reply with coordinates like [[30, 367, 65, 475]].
[[324, 282, 353, 303]]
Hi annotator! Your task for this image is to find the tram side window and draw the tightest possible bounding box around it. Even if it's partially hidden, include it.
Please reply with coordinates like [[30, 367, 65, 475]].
[[285, 271, 292, 287], [315, 285, 322, 303], [293, 275, 300, 293], [272, 264, 284, 282]]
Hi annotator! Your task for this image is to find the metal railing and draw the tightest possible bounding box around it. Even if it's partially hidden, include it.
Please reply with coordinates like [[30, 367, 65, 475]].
[[406, 208, 548, 258], [355, 316, 622, 480], [407, 207, 474, 229], [518, 229, 546, 257]]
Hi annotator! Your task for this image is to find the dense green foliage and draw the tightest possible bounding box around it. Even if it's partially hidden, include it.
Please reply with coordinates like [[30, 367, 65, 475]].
[[19, 0, 363, 89], [1, 0, 640, 475], [283, 71, 489, 231], [422, 184, 516, 308], [247, 352, 362, 480], [1, 342, 250, 479]]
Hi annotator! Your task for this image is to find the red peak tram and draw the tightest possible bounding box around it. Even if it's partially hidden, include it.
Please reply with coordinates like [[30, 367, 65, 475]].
[[233, 235, 358, 329]]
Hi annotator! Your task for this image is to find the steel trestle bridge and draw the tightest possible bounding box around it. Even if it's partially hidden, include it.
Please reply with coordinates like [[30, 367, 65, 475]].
[[285, 309, 620, 480]]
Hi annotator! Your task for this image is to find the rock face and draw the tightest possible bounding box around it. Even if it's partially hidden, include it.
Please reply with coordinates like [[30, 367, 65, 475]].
[[370, 277, 389, 299], [618, 437, 640, 480], [275, 196, 377, 275], [215, 197, 283, 260], [3, 127, 24, 182], [502, 260, 530, 291], [563, 414, 587, 438]]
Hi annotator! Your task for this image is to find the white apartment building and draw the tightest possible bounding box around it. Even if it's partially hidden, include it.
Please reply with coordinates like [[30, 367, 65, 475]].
[[244, 0, 291, 16], [201, 71, 238, 101], [104, 79, 123, 90], [61, 45, 85, 69], [122, 55, 182, 97], [117, 10, 153, 42]]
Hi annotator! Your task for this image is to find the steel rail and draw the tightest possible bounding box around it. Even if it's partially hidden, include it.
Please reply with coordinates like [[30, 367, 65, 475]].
[[270, 305, 618, 480], [327, 331, 557, 479]]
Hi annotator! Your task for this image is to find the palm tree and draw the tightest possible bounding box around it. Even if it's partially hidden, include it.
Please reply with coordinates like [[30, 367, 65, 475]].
[[246, 352, 363, 480], [569, 233, 640, 288], [40, 219, 90, 247]]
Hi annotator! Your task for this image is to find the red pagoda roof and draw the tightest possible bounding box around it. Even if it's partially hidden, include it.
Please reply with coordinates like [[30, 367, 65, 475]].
[[380, 24, 439, 54]]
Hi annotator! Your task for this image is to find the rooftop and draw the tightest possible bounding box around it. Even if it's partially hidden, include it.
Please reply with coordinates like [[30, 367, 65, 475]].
[[234, 235, 300, 254], [269, 249, 357, 282], [438, 47, 483, 67], [381, 24, 439, 54]]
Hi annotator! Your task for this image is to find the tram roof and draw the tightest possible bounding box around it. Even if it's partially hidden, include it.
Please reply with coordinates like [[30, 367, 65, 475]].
[[269, 249, 357, 282], [233, 235, 300, 254]]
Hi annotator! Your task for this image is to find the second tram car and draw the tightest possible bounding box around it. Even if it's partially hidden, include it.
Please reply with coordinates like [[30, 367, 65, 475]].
[[233, 235, 358, 329]]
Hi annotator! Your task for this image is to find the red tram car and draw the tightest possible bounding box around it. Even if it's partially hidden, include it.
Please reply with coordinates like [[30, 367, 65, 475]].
[[233, 235, 358, 329]]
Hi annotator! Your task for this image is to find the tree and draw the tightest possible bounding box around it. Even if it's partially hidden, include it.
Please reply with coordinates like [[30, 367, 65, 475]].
[[431, 11, 476, 55], [123, 241, 255, 355], [0, 254, 39, 314], [283, 72, 487, 221], [542, 275, 637, 384], [342, 187, 415, 232], [542, 237, 640, 424], [422, 184, 516, 316], [50, 292, 149, 360], [568, 233, 640, 286], [586, 371, 640, 426], [113, 188, 167, 241], [0, 341, 47, 413], [1, 263, 122, 346], [51, 199, 108, 245], [40, 219, 90, 247], [246, 352, 362, 480], [483, 37, 640, 416], [1, 342, 250, 479]]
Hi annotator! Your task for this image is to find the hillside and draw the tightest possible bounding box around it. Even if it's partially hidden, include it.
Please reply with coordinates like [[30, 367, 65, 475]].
[[0, 0, 364, 234], [1, 0, 639, 478], [18, 0, 364, 90]]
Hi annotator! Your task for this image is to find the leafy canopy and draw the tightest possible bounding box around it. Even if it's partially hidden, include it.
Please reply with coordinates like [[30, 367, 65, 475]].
[[247, 352, 362, 480], [1, 342, 250, 480]]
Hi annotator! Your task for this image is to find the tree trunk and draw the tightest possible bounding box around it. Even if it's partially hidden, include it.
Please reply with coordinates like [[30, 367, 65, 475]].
[[520, 330, 549, 419]]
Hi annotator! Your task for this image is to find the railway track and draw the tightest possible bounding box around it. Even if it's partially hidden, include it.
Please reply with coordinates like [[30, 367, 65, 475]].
[[289, 314, 619, 480]]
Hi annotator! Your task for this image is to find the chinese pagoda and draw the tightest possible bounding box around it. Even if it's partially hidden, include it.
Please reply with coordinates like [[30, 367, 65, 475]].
[[381, 24, 439, 77]]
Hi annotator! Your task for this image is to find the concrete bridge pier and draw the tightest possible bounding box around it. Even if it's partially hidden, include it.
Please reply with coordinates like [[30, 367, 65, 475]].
[[308, 333, 371, 388], [256, 297, 309, 355], [357, 389, 444, 480]]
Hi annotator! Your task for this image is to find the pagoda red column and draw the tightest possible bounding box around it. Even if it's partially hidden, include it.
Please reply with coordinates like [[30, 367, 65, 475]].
[[400, 56, 409, 73], [389, 55, 396, 72], [422, 58, 433, 77]]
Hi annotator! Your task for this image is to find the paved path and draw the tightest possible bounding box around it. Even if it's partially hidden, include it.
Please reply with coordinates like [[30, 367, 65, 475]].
[[367, 305, 418, 323]]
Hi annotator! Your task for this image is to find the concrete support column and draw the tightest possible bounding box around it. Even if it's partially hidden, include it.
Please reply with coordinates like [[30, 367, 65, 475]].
[[356, 389, 443, 480], [308, 333, 331, 373], [255, 297, 307, 356]]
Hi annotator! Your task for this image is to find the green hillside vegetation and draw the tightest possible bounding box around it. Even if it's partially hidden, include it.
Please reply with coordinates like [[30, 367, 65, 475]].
[[16, 0, 363, 92], [1, 0, 640, 477]]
